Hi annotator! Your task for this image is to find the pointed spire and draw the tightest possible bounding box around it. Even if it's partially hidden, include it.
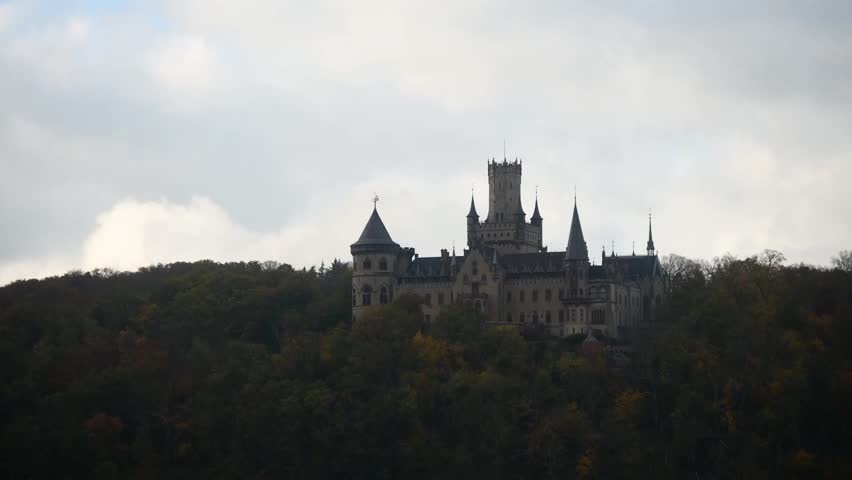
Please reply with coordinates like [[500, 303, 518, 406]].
[[531, 187, 542, 225], [352, 204, 398, 248], [566, 198, 589, 260], [646, 211, 656, 256], [467, 193, 479, 218]]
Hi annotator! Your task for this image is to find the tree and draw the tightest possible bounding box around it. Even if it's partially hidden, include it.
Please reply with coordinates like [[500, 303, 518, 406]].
[[831, 249, 852, 272]]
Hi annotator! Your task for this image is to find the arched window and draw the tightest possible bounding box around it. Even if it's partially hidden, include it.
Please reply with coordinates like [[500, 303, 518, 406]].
[[520, 290, 526, 303], [472, 261, 478, 276], [364, 258, 372, 270], [545, 289, 552, 301], [545, 311, 552, 323], [362, 285, 372, 306], [352, 288, 357, 306], [532, 290, 539, 302], [380, 287, 388, 304], [532, 311, 539, 323], [507, 312, 513, 323], [379, 257, 388, 271], [506, 291, 512, 303]]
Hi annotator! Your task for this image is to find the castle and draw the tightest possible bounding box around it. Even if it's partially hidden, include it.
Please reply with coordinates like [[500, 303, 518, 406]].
[[350, 158, 665, 339]]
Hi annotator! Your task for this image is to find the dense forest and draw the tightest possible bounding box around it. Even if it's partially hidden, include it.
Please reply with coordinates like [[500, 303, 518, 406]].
[[1, 251, 851, 479]]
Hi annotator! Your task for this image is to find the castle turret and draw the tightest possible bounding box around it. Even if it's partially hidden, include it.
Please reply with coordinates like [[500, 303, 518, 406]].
[[565, 198, 590, 298], [646, 213, 656, 256], [486, 159, 522, 224], [530, 196, 542, 227], [350, 202, 400, 320], [467, 194, 479, 247]]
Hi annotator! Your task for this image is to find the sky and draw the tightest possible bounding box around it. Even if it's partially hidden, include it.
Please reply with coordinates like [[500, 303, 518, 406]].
[[1, 0, 851, 285]]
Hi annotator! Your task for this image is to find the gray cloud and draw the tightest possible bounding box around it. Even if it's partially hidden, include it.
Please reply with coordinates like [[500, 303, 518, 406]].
[[1, 0, 851, 284]]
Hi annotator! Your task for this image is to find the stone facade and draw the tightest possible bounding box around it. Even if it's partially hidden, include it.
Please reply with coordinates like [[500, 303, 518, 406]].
[[351, 158, 665, 339]]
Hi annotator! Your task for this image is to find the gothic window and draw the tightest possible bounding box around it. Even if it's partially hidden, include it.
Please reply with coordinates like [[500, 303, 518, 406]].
[[532, 290, 539, 302], [559, 310, 565, 323], [545, 289, 552, 301], [379, 257, 388, 271], [571, 309, 576, 321], [380, 287, 389, 304], [352, 288, 356, 306], [425, 293, 432, 306], [520, 290, 526, 303], [472, 261, 478, 276], [506, 291, 512, 303], [438, 292, 444, 305], [545, 311, 551, 323], [362, 286, 372, 306], [579, 288, 583, 296], [364, 258, 372, 270], [580, 309, 585, 321], [533, 311, 539, 323], [507, 312, 513, 323]]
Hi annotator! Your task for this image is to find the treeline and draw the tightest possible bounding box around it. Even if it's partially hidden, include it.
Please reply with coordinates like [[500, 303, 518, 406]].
[[0, 253, 850, 479]]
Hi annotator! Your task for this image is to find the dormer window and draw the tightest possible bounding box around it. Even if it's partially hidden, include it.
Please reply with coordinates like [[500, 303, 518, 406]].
[[379, 257, 388, 271]]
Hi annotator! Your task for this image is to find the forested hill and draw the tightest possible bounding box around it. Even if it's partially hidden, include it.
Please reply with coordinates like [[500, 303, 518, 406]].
[[1, 254, 851, 479]]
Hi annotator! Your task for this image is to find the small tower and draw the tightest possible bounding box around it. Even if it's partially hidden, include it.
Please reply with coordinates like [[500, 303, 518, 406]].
[[466, 194, 480, 248], [565, 198, 590, 298], [350, 197, 400, 321], [646, 213, 656, 256]]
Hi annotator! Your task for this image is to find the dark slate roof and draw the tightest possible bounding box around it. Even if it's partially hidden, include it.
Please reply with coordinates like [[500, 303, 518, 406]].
[[530, 198, 542, 222], [500, 251, 565, 276], [402, 256, 452, 279], [351, 207, 399, 248], [588, 265, 607, 280], [467, 196, 479, 218], [514, 196, 526, 216], [566, 203, 589, 260], [605, 255, 660, 277]]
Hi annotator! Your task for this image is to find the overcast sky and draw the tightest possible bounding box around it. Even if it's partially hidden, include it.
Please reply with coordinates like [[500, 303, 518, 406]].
[[1, 0, 851, 284]]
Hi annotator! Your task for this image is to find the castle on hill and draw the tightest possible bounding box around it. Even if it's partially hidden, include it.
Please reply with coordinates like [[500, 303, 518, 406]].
[[350, 158, 665, 339]]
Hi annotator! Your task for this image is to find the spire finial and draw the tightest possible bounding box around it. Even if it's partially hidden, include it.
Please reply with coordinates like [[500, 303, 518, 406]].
[[373, 193, 379, 209], [503, 138, 506, 160], [646, 209, 656, 256], [574, 185, 577, 205], [611, 240, 615, 256], [632, 241, 635, 256], [535, 185, 538, 200]]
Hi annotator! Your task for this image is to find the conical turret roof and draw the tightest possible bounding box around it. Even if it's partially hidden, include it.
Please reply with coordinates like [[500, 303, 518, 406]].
[[352, 207, 399, 248], [531, 197, 542, 222], [467, 195, 479, 218], [566, 201, 589, 260]]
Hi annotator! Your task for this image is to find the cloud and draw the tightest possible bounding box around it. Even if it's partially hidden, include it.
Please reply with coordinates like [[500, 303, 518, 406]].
[[1, 1, 851, 283]]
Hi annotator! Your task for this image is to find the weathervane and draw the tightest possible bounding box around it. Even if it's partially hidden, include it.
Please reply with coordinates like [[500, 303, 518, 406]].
[[373, 193, 379, 209]]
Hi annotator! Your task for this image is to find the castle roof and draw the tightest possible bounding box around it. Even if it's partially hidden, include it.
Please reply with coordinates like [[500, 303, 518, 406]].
[[604, 255, 660, 278], [530, 198, 542, 222], [351, 207, 399, 249], [566, 201, 589, 260], [467, 195, 479, 218]]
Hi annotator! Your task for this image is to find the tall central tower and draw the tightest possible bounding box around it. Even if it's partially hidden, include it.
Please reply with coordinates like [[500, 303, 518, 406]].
[[486, 159, 524, 223], [467, 158, 543, 254]]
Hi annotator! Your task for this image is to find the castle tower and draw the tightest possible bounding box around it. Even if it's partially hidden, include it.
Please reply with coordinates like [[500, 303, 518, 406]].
[[565, 198, 590, 298], [350, 201, 400, 321], [466, 194, 480, 247], [471, 158, 542, 253], [486, 159, 523, 224]]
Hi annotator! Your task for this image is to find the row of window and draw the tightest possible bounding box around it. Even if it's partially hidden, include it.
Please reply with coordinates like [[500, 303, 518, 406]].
[[506, 308, 589, 324], [353, 257, 389, 272], [507, 288, 583, 303], [352, 285, 390, 306]]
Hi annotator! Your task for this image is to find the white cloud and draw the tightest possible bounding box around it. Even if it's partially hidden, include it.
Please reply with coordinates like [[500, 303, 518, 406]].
[[145, 34, 224, 105]]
